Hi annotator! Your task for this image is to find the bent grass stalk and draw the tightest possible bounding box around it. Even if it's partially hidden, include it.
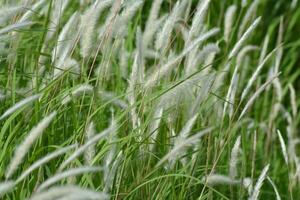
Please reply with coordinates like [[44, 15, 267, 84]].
[[6, 111, 57, 179]]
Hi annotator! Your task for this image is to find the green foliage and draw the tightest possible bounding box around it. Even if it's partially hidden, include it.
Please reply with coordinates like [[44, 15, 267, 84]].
[[0, 0, 300, 199]]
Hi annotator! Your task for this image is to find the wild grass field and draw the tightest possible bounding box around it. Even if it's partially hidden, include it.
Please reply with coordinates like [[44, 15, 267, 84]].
[[0, 0, 300, 199]]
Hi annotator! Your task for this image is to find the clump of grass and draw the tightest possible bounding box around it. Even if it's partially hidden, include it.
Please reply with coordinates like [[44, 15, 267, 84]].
[[0, 0, 299, 199]]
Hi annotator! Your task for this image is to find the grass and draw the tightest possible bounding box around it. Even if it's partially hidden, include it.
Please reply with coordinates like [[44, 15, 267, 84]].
[[0, 0, 300, 199]]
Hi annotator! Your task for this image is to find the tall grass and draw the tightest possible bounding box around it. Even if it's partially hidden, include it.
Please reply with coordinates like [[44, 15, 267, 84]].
[[0, 0, 299, 199]]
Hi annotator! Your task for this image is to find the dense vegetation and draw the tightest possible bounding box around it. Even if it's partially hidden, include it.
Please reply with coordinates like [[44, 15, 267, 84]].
[[0, 0, 300, 199]]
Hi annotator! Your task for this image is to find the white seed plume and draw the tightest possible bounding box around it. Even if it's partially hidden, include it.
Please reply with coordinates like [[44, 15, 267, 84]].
[[238, 73, 280, 121], [0, 181, 15, 198], [80, 0, 113, 58], [203, 174, 252, 190], [238, 0, 259, 37], [155, 1, 181, 52], [52, 12, 79, 68], [203, 174, 240, 186], [119, 39, 129, 77], [62, 84, 94, 105], [128, 28, 143, 90], [243, 178, 253, 194], [97, 0, 122, 42], [136, 26, 145, 82], [6, 111, 57, 179], [156, 127, 213, 168], [46, 0, 71, 42], [0, 5, 24, 25], [104, 151, 123, 192], [185, 0, 213, 75], [229, 74, 240, 118], [237, 45, 259, 66], [189, 73, 216, 117], [144, 0, 163, 36], [84, 122, 96, 165], [171, 114, 199, 166], [272, 76, 282, 102], [200, 43, 220, 61], [54, 193, 108, 200], [157, 73, 200, 111], [283, 111, 299, 167], [143, 15, 167, 48], [277, 129, 288, 164], [145, 28, 219, 88], [149, 107, 163, 151], [224, 5, 237, 42], [58, 122, 116, 171], [0, 21, 34, 36], [29, 185, 108, 200], [19, 0, 47, 22], [107, 0, 144, 38], [0, 92, 6, 101], [145, 49, 161, 59], [259, 35, 270, 64], [267, 177, 281, 200], [291, 0, 298, 9], [127, 53, 140, 132], [248, 130, 257, 184], [116, 0, 144, 36], [0, 94, 41, 120], [37, 166, 103, 191], [179, 28, 220, 57], [188, 0, 211, 41], [179, 114, 198, 139], [224, 45, 258, 118], [183, 0, 192, 21], [241, 49, 276, 102], [103, 145, 116, 182], [204, 49, 218, 66], [128, 52, 140, 89], [98, 90, 128, 109], [223, 63, 237, 119], [229, 16, 261, 59], [229, 135, 241, 179], [53, 58, 80, 79], [16, 144, 77, 183], [213, 62, 231, 91], [274, 17, 284, 74], [248, 164, 270, 200], [242, 0, 248, 7], [187, 43, 220, 75], [288, 84, 297, 118]]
